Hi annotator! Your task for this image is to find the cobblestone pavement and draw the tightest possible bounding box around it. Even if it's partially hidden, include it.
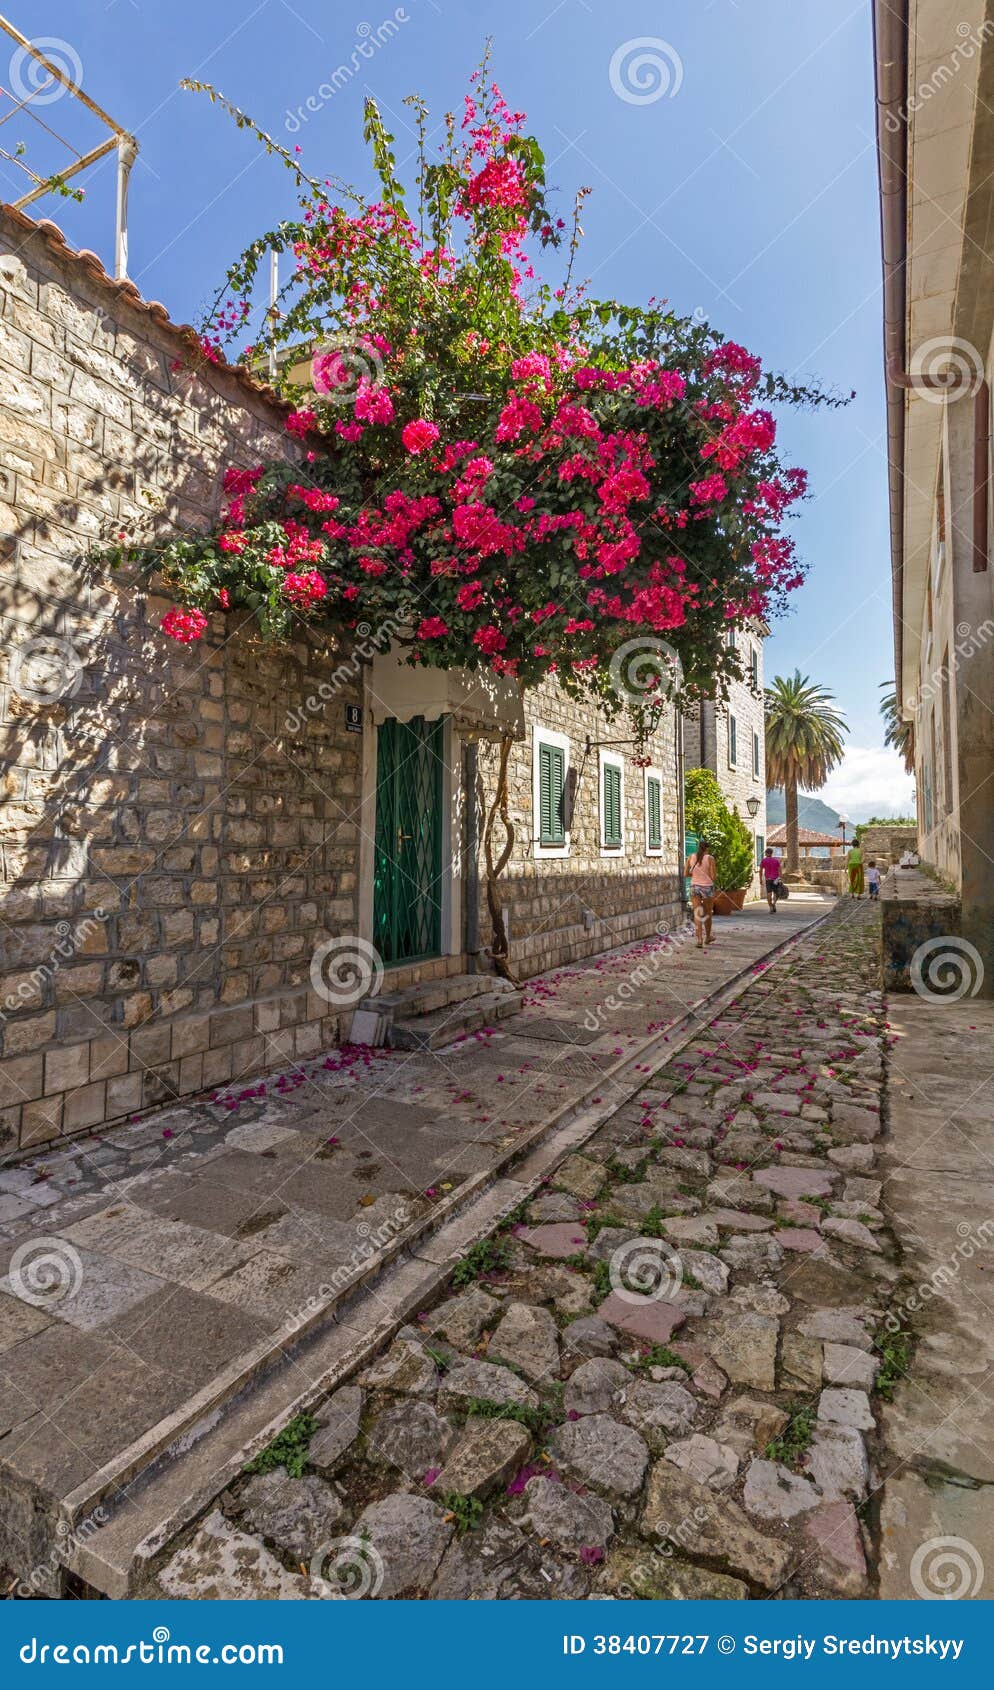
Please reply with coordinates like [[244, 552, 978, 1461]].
[[0, 899, 828, 1538], [155, 899, 902, 1600]]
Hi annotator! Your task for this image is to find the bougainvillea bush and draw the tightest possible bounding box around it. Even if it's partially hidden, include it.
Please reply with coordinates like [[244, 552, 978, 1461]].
[[122, 67, 834, 703], [109, 63, 841, 969]]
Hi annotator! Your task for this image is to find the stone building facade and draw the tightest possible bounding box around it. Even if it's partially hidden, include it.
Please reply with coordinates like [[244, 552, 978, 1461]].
[[683, 624, 767, 889], [0, 208, 683, 1154], [875, 1, 994, 992]]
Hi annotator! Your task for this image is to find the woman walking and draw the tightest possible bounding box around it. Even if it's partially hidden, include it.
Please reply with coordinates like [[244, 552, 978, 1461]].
[[847, 842, 864, 897], [684, 838, 718, 949]]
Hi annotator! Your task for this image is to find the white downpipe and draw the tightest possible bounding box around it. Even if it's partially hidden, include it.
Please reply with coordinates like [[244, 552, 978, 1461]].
[[114, 136, 138, 280]]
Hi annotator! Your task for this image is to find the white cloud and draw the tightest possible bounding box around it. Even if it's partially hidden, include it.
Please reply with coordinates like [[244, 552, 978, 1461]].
[[811, 746, 916, 822]]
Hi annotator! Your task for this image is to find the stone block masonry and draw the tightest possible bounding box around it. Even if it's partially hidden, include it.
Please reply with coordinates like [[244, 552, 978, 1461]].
[[480, 680, 684, 979], [0, 208, 691, 1151], [0, 210, 363, 1154]]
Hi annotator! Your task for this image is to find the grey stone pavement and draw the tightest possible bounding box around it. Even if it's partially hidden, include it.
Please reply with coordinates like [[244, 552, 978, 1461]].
[[0, 895, 832, 1583], [148, 898, 916, 1600], [877, 990, 994, 1599]]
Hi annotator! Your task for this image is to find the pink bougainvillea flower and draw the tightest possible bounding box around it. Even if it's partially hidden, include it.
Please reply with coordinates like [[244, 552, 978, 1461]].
[[161, 606, 208, 643], [401, 418, 441, 454]]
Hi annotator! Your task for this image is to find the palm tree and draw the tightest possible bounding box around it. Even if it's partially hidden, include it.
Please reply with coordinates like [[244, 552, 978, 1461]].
[[880, 682, 915, 773], [765, 671, 847, 873]]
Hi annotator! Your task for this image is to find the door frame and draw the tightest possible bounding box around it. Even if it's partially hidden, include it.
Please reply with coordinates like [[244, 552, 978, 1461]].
[[359, 701, 462, 969]]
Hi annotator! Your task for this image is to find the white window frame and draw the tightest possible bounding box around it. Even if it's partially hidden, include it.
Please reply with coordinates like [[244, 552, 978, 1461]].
[[598, 747, 625, 857], [532, 723, 570, 859], [728, 713, 738, 768], [752, 729, 761, 780], [643, 766, 664, 857]]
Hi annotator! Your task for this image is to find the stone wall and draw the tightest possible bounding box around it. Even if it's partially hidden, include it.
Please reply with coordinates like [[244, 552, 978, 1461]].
[[478, 680, 683, 978], [858, 823, 917, 870], [0, 207, 690, 1153], [0, 211, 363, 1155]]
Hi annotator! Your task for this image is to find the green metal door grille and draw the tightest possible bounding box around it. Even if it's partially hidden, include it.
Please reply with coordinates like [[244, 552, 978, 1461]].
[[373, 715, 444, 966]]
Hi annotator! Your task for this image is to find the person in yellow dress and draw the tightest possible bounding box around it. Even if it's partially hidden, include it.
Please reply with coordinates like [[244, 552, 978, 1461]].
[[847, 843, 864, 896]]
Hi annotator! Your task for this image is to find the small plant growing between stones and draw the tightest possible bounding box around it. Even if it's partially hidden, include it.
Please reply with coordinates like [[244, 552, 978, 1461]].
[[423, 1344, 451, 1372], [442, 1492, 485, 1533], [874, 1324, 912, 1400], [244, 1412, 318, 1479], [636, 1344, 692, 1376], [641, 1204, 668, 1239], [451, 1236, 513, 1288], [765, 1403, 816, 1467], [590, 1260, 613, 1304], [461, 1396, 557, 1437], [606, 1157, 644, 1185], [585, 1210, 627, 1243]]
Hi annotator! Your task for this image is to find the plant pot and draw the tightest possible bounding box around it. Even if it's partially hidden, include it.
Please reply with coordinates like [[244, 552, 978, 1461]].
[[728, 887, 747, 910], [712, 891, 735, 916]]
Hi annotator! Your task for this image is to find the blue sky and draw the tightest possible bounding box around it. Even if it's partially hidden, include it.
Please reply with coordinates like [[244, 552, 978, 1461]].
[[6, 0, 913, 818]]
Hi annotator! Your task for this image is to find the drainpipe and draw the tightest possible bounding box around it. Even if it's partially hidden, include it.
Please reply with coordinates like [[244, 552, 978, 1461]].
[[676, 708, 687, 917], [974, 380, 990, 572], [463, 740, 480, 971], [875, 0, 911, 698]]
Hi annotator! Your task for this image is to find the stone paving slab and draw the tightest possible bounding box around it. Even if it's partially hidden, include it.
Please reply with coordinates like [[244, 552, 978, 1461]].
[[877, 993, 994, 1597], [0, 898, 832, 1587]]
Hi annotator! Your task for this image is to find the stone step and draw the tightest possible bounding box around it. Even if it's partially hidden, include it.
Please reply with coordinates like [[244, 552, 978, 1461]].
[[387, 988, 524, 1050], [67, 1180, 529, 1599], [366, 971, 517, 1021]]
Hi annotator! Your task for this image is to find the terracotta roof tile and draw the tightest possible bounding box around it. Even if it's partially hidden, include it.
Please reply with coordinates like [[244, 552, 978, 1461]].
[[1, 202, 291, 415]]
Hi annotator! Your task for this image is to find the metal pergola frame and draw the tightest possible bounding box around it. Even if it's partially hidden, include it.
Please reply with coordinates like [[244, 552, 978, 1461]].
[[0, 12, 138, 278]]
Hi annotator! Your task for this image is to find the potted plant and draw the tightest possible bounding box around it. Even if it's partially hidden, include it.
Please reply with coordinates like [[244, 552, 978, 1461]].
[[713, 807, 755, 914]]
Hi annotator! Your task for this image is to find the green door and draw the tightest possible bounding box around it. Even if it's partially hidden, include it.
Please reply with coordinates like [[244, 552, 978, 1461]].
[[373, 715, 444, 966]]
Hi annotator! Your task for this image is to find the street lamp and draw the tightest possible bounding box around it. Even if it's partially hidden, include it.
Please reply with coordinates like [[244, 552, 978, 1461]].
[[837, 812, 850, 848], [745, 796, 761, 818]]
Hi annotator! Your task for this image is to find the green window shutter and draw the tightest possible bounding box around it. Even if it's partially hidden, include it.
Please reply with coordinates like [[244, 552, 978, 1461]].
[[603, 763, 622, 848], [755, 833, 765, 867], [753, 731, 760, 776], [538, 742, 565, 845], [729, 715, 737, 765], [751, 646, 759, 687], [647, 776, 662, 849]]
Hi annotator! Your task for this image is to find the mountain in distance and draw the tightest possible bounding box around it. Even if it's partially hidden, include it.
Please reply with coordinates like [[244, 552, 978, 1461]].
[[765, 790, 845, 835]]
